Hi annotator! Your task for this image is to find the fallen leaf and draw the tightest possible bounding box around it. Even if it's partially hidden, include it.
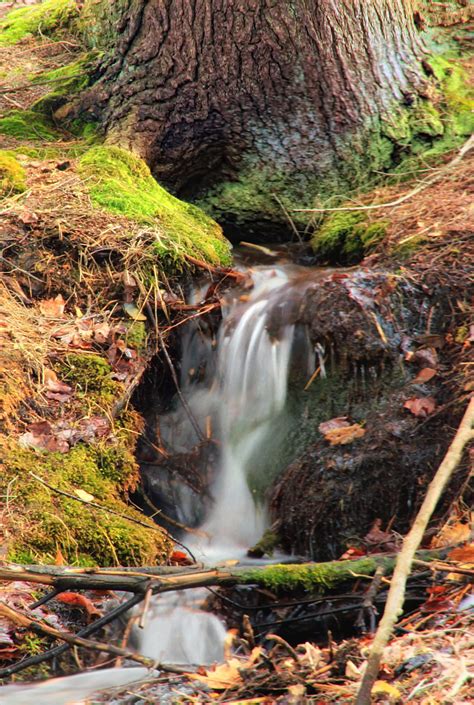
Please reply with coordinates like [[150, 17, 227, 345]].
[[431, 521, 471, 548], [413, 368, 437, 384], [447, 543, 474, 564], [43, 368, 73, 396], [74, 489, 95, 503], [55, 548, 65, 566], [412, 347, 438, 368], [189, 648, 262, 690], [345, 660, 362, 680], [364, 519, 398, 553], [319, 416, 350, 434], [339, 546, 366, 560], [123, 302, 147, 321], [403, 396, 436, 417], [323, 424, 366, 446], [56, 592, 101, 618], [39, 294, 66, 318], [372, 681, 401, 699]]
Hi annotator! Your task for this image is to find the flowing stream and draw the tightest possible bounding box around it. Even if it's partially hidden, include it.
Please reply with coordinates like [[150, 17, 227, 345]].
[[1, 256, 315, 704]]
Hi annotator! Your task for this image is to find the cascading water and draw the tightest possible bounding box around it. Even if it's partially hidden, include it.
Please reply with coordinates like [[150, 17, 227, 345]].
[[139, 264, 301, 664]]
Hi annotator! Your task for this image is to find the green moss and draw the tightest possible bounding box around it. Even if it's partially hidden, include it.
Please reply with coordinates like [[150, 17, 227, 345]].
[[78, 146, 232, 267], [2, 441, 172, 566], [59, 353, 119, 398], [311, 212, 388, 263], [0, 150, 26, 196], [0, 110, 60, 141], [241, 557, 378, 591], [123, 321, 148, 351], [428, 56, 474, 135], [0, 0, 78, 46], [248, 530, 279, 558], [31, 53, 100, 117]]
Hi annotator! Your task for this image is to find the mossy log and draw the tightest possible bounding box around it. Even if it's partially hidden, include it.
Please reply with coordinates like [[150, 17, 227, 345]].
[[0, 549, 447, 595]]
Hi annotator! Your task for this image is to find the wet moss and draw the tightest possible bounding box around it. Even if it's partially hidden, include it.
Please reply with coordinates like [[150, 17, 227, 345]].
[[241, 557, 378, 591], [0, 110, 60, 141], [1, 440, 172, 566], [78, 146, 232, 267], [0, 0, 78, 46], [0, 150, 26, 196], [311, 212, 388, 263]]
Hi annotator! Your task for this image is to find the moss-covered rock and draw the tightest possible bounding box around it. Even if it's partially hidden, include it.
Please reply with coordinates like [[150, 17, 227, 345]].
[[311, 212, 388, 264], [0, 0, 78, 46], [1, 440, 172, 566], [0, 150, 26, 196], [78, 146, 232, 267]]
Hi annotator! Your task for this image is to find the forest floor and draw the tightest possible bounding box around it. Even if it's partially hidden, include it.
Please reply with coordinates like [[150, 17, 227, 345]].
[[0, 1, 473, 703]]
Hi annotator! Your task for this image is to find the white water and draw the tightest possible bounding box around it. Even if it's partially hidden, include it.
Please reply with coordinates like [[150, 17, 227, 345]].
[[0, 265, 302, 704], [137, 265, 297, 664]]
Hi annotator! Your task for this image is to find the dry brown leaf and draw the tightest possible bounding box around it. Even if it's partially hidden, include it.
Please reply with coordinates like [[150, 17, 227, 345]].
[[431, 522, 471, 548], [413, 368, 437, 384], [319, 416, 350, 434], [324, 423, 366, 446], [447, 543, 474, 564], [403, 396, 436, 417], [39, 294, 66, 318], [189, 647, 262, 690]]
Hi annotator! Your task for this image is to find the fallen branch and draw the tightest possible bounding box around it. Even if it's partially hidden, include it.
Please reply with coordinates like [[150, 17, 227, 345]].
[[0, 549, 448, 595], [355, 397, 474, 705]]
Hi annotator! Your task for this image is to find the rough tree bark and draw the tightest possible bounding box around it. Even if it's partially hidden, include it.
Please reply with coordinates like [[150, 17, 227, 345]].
[[79, 0, 430, 236]]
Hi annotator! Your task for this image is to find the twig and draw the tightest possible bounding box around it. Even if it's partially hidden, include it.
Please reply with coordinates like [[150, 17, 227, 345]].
[[0, 600, 157, 668], [294, 135, 474, 214], [355, 397, 474, 705]]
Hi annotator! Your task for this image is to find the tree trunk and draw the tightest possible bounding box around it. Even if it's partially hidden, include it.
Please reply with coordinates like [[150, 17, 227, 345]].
[[79, 0, 429, 237]]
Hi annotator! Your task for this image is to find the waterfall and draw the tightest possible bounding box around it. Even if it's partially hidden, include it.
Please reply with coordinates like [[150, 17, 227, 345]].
[[138, 265, 298, 663]]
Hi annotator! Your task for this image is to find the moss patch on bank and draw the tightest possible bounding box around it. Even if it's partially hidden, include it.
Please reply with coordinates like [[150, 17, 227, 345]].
[[0, 0, 78, 46], [0, 149, 26, 196], [1, 436, 172, 566], [311, 212, 388, 264], [0, 109, 61, 142], [78, 146, 232, 268]]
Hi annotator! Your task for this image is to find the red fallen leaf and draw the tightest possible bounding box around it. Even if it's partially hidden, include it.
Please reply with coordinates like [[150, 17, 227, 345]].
[[39, 294, 66, 318], [170, 550, 193, 566], [403, 396, 436, 417], [56, 592, 101, 618], [420, 596, 455, 613], [319, 417, 350, 434], [339, 546, 366, 560], [413, 367, 437, 384]]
